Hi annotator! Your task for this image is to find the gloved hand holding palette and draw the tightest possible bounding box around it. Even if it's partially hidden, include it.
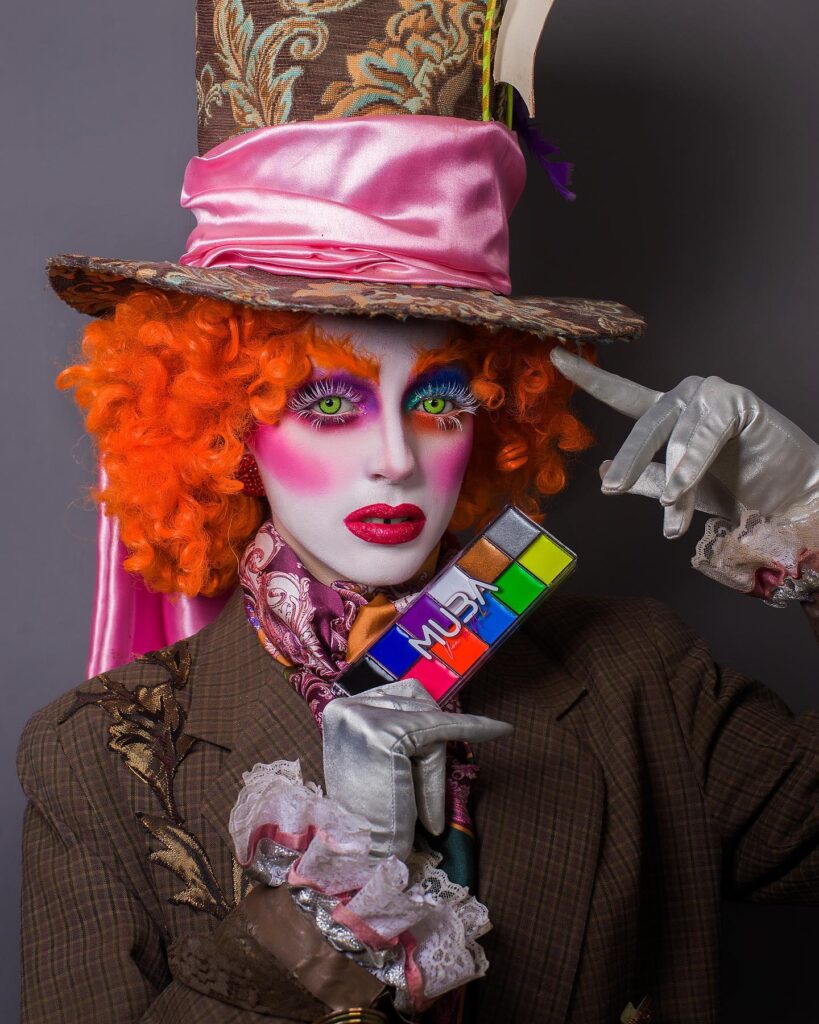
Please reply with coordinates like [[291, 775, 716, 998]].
[[338, 506, 577, 706]]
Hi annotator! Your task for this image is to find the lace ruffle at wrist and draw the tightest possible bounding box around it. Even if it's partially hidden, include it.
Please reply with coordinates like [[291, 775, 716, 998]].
[[692, 496, 819, 606], [229, 760, 491, 1014]]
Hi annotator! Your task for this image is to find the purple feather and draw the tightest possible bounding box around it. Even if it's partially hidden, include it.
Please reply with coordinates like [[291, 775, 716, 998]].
[[512, 92, 576, 201]]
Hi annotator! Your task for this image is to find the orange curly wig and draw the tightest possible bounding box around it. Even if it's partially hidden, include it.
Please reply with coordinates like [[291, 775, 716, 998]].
[[57, 289, 594, 597]]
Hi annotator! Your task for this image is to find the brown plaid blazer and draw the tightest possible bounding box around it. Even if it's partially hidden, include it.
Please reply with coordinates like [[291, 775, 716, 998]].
[[18, 590, 819, 1023]]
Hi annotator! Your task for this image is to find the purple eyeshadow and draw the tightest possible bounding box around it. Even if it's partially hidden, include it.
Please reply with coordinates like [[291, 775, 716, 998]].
[[399, 594, 457, 639], [294, 372, 379, 414]]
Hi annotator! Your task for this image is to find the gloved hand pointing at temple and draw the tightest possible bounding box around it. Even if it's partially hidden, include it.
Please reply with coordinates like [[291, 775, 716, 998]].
[[549, 348, 819, 537], [322, 679, 512, 861], [549, 347, 819, 605]]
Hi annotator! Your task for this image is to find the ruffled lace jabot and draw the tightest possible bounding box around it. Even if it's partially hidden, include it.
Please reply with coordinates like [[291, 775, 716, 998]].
[[229, 759, 491, 1013]]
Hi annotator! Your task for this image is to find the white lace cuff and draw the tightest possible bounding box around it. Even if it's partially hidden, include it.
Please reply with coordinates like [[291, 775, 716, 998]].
[[692, 496, 819, 606], [229, 760, 491, 1011]]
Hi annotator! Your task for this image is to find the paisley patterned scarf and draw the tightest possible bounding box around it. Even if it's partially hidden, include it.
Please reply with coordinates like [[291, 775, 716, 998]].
[[239, 520, 478, 886]]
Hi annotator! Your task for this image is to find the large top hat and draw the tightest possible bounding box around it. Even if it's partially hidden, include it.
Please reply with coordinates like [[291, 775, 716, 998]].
[[47, 0, 643, 342]]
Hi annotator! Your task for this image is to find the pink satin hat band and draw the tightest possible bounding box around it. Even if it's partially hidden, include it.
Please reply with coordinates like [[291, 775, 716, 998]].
[[180, 116, 526, 295]]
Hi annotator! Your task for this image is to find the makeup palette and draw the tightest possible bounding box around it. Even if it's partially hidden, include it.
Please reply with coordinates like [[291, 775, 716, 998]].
[[338, 505, 576, 705]]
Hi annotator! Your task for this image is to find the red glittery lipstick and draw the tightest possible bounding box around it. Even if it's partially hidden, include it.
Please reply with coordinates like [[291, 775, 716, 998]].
[[344, 503, 426, 544]]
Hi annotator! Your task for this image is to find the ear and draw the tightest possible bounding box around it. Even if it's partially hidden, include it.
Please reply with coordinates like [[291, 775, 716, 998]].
[[237, 451, 266, 497]]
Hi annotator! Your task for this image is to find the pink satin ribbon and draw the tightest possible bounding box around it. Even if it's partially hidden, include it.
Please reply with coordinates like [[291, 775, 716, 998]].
[[180, 116, 526, 294], [87, 469, 228, 677]]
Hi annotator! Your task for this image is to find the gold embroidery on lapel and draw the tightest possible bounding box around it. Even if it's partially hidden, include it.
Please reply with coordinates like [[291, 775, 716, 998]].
[[66, 645, 247, 920], [620, 996, 654, 1024], [139, 815, 230, 917], [232, 856, 252, 905]]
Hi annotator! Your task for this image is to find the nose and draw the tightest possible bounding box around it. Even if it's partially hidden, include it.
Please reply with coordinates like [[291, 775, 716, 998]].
[[368, 406, 416, 484]]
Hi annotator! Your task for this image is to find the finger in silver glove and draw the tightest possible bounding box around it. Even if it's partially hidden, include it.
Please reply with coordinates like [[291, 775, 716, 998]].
[[550, 348, 819, 540], [322, 679, 512, 861]]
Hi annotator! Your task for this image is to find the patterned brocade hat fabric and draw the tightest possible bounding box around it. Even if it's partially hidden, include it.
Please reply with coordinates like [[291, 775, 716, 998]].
[[48, 254, 644, 341], [47, 0, 645, 342], [195, 0, 492, 152]]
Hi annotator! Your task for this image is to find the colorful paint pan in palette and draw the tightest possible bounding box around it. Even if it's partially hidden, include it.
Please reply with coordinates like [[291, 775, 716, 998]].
[[338, 505, 576, 705]]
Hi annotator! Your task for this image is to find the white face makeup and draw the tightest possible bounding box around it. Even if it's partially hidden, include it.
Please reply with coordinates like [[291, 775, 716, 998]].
[[247, 315, 477, 587]]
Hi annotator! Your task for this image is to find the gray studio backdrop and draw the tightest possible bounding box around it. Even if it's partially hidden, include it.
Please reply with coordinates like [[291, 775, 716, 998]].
[[2, 0, 817, 1020]]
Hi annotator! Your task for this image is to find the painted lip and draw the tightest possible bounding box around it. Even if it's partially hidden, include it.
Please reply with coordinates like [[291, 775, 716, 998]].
[[344, 503, 426, 545]]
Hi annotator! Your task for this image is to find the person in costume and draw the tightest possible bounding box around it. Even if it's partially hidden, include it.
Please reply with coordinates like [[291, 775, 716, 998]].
[[18, 2, 819, 1022]]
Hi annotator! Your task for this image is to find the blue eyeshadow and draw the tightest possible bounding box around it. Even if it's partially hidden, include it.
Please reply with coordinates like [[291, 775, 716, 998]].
[[403, 367, 470, 409], [468, 592, 518, 644], [368, 626, 421, 677]]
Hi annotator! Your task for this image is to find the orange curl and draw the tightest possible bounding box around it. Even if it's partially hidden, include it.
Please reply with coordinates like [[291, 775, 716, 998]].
[[58, 291, 315, 597], [58, 291, 594, 596]]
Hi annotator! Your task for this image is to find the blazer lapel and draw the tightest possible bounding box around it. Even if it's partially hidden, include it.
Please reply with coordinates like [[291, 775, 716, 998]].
[[465, 628, 605, 1023], [201, 682, 325, 857], [183, 590, 325, 857]]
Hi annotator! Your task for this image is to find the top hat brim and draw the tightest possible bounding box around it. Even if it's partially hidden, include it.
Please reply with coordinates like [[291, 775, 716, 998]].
[[47, 254, 645, 343]]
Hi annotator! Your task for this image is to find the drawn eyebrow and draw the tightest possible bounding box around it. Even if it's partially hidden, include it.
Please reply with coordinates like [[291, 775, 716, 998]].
[[303, 334, 471, 401], [410, 341, 467, 379], [307, 334, 380, 382]]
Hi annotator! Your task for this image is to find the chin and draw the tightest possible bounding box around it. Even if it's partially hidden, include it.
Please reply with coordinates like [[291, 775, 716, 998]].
[[335, 551, 430, 589]]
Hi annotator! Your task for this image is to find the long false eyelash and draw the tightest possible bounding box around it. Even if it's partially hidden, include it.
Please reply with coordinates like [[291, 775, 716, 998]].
[[408, 378, 480, 430], [409, 378, 480, 414], [287, 376, 364, 411], [287, 377, 364, 428]]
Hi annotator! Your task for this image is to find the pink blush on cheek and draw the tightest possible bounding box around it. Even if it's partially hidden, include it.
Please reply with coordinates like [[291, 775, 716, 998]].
[[429, 434, 473, 492], [250, 423, 347, 495]]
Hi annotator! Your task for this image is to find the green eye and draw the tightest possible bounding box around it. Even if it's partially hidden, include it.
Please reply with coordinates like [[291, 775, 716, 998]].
[[317, 396, 343, 415], [421, 396, 449, 414]]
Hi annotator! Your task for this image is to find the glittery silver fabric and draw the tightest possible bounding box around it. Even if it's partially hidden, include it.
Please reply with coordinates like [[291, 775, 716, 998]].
[[248, 837, 299, 887], [291, 887, 366, 956], [765, 568, 819, 608]]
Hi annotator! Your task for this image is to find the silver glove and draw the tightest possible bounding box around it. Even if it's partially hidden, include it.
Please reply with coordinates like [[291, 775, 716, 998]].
[[322, 679, 512, 861], [549, 348, 819, 538]]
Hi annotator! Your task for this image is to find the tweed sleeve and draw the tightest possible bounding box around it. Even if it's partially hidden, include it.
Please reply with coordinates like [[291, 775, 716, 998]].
[[646, 599, 819, 903], [17, 709, 320, 1024], [18, 706, 167, 1022]]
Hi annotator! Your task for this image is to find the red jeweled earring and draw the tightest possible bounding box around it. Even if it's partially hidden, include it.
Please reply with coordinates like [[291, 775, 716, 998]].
[[237, 452, 266, 497]]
